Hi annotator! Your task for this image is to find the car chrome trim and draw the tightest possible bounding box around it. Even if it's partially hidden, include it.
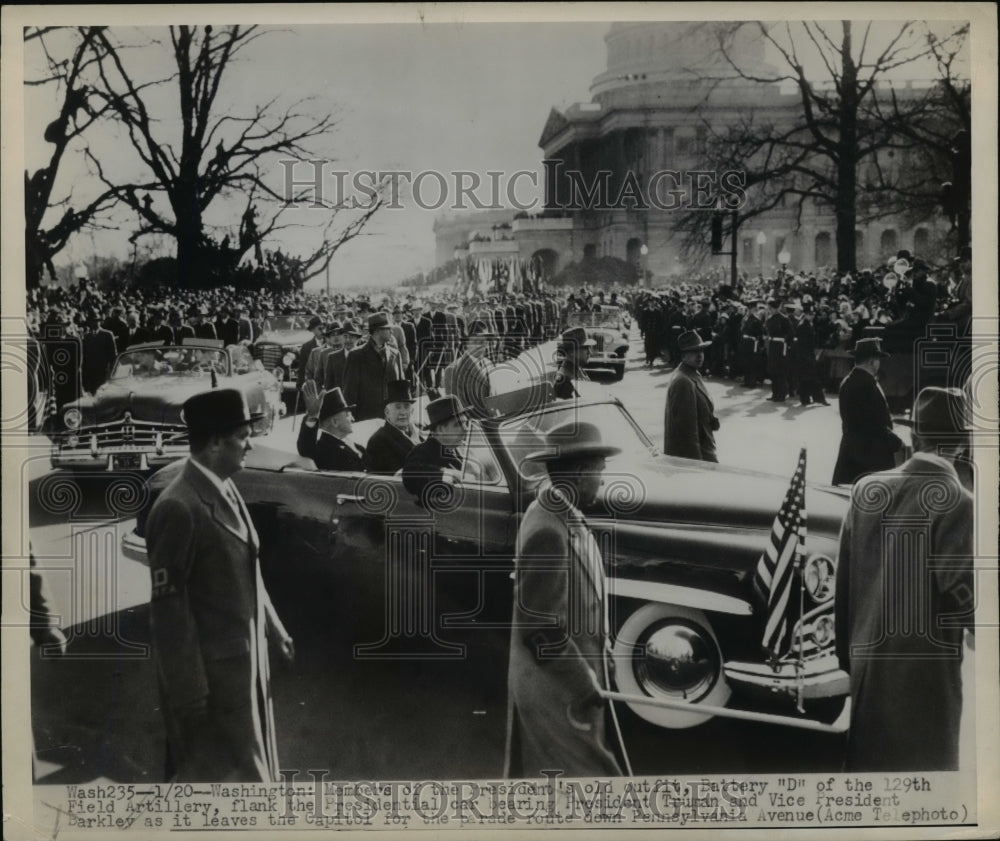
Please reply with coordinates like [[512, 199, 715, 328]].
[[610, 577, 753, 616]]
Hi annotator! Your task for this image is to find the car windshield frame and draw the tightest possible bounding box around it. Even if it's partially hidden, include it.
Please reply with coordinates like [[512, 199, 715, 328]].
[[109, 346, 231, 380], [261, 315, 309, 333], [496, 400, 657, 481], [566, 307, 622, 330]]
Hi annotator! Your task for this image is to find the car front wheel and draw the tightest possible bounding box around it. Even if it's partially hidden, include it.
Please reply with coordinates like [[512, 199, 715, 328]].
[[612, 602, 731, 729]]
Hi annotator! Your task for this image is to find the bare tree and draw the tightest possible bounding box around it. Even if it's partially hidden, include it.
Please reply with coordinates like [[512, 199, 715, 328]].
[[24, 27, 125, 288], [88, 25, 380, 288], [674, 21, 969, 271]]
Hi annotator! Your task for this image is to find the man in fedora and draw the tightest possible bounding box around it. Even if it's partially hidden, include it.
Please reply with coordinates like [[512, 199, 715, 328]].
[[146, 388, 294, 782], [365, 379, 422, 475], [835, 387, 974, 771], [553, 326, 596, 399], [832, 337, 903, 485], [344, 311, 404, 422], [442, 319, 496, 418], [304, 321, 338, 391], [402, 394, 479, 498], [504, 420, 623, 778], [664, 330, 720, 462], [298, 384, 366, 471]]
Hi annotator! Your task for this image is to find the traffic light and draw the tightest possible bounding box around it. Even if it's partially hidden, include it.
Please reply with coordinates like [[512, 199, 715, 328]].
[[711, 213, 724, 254]]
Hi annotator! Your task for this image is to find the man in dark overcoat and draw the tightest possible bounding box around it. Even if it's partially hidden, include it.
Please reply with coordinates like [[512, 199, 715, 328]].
[[343, 312, 404, 421], [791, 304, 830, 406], [835, 387, 974, 770], [442, 319, 495, 419], [146, 388, 294, 781], [832, 337, 903, 485], [764, 298, 795, 401], [663, 331, 720, 462], [402, 395, 474, 499], [296, 385, 366, 471], [504, 420, 623, 778], [364, 380, 421, 475], [552, 327, 594, 399]]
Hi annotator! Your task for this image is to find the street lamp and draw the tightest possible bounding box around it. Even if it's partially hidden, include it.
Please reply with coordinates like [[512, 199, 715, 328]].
[[756, 231, 767, 268], [777, 248, 791, 281], [639, 243, 649, 287]]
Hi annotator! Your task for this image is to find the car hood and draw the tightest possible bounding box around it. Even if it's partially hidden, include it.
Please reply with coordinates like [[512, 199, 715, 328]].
[[595, 457, 848, 537], [85, 377, 215, 425], [257, 329, 312, 348]]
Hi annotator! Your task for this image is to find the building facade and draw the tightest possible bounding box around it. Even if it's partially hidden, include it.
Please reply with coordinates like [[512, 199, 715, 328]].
[[434, 22, 951, 285]]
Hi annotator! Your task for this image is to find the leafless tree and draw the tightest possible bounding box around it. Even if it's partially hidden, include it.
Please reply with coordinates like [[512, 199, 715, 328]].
[[674, 21, 969, 271], [24, 27, 124, 288], [87, 25, 381, 288]]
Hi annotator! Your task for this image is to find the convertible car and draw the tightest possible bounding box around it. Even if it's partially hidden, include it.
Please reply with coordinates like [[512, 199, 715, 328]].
[[565, 306, 630, 381], [51, 339, 283, 471], [122, 386, 851, 731]]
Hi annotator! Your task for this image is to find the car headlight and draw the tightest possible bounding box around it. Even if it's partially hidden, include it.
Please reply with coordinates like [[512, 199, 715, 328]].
[[812, 615, 835, 648], [282, 352, 295, 366], [803, 554, 836, 602], [63, 408, 82, 430]]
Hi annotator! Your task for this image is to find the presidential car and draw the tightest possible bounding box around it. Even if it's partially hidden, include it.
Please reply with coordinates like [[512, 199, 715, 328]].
[[122, 382, 850, 732], [566, 305, 630, 381], [51, 339, 283, 471]]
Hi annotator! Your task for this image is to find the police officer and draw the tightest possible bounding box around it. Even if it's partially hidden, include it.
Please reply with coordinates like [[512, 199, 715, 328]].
[[764, 298, 795, 401]]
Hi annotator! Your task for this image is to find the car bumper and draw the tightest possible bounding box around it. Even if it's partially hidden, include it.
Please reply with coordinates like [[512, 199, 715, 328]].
[[724, 653, 850, 700], [51, 446, 187, 471]]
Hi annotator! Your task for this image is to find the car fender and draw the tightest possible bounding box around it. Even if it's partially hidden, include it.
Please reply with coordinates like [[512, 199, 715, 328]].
[[610, 577, 753, 617]]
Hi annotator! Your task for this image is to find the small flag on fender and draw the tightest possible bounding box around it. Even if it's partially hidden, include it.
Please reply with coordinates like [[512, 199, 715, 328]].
[[752, 447, 808, 662]]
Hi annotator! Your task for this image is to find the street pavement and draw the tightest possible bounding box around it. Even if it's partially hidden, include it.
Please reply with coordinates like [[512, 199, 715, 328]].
[[27, 327, 971, 785]]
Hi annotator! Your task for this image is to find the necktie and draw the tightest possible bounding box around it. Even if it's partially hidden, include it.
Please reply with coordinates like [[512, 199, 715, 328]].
[[224, 482, 248, 538]]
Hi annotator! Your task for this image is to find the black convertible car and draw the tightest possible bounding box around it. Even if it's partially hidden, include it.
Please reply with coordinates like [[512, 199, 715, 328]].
[[123, 386, 850, 732]]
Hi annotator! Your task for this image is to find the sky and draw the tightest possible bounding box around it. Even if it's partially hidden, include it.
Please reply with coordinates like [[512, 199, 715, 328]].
[[20, 16, 970, 292]]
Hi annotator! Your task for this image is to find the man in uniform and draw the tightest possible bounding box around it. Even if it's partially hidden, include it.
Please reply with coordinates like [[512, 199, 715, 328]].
[[791, 303, 830, 407], [836, 387, 974, 770], [365, 379, 421, 475], [764, 298, 795, 401], [146, 388, 294, 781], [553, 326, 595, 399], [504, 420, 623, 778], [297, 384, 366, 471], [297, 316, 325, 391], [832, 337, 903, 485], [664, 330, 720, 462], [442, 319, 495, 419], [322, 322, 350, 392]]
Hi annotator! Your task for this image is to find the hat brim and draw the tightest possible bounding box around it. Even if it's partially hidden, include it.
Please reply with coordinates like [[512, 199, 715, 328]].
[[849, 350, 891, 359], [188, 412, 265, 434], [523, 444, 623, 463], [680, 341, 713, 352], [427, 407, 472, 428]]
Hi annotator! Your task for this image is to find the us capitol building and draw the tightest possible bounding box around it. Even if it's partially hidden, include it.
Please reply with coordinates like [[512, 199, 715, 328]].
[[436, 22, 948, 284]]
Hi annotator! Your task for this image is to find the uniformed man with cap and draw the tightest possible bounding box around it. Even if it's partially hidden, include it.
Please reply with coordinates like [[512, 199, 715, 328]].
[[146, 388, 294, 782], [553, 326, 595, 399], [764, 298, 795, 401], [297, 384, 366, 471], [296, 315, 325, 391], [365, 379, 422, 475], [504, 420, 624, 778], [442, 318, 496, 418]]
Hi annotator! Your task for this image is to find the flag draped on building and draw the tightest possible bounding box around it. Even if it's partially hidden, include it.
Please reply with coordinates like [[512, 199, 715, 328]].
[[751, 448, 808, 662]]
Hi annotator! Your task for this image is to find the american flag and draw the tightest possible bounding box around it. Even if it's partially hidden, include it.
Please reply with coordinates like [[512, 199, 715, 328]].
[[752, 448, 808, 661]]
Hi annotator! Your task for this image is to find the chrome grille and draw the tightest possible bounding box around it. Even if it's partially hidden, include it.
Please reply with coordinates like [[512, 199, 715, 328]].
[[61, 418, 188, 452]]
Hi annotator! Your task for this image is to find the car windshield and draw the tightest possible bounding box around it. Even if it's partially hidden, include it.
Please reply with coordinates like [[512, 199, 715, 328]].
[[499, 401, 657, 480], [111, 347, 230, 379], [261, 315, 308, 332], [567, 307, 621, 330]]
